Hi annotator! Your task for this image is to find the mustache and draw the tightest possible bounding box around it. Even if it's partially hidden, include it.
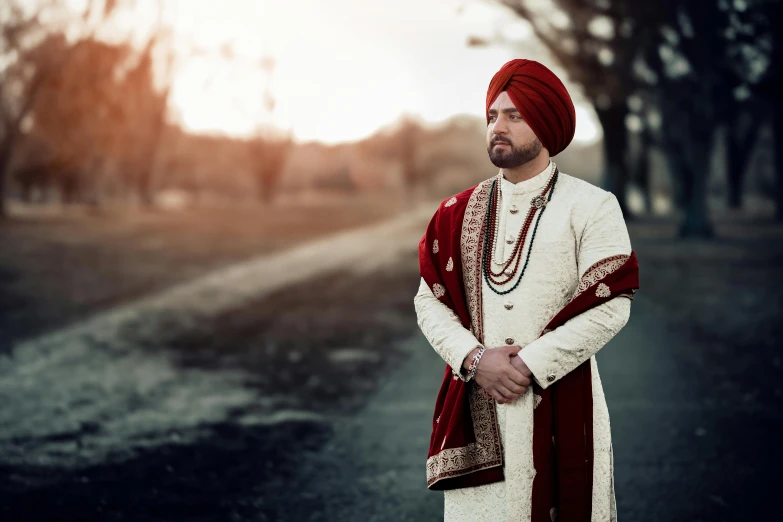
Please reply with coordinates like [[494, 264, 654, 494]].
[[491, 138, 512, 146]]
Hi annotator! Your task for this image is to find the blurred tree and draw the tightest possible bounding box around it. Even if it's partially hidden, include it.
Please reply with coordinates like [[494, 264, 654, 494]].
[[739, 0, 783, 220], [114, 31, 175, 206], [0, 0, 132, 215], [725, 100, 762, 209], [244, 55, 293, 204], [0, 4, 65, 216], [354, 116, 426, 199], [637, 0, 774, 234], [498, 0, 660, 218], [248, 135, 293, 204], [499, 0, 774, 236], [397, 116, 421, 206], [32, 37, 131, 203]]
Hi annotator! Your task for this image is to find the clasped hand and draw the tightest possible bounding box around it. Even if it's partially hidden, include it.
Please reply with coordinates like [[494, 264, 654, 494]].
[[465, 346, 532, 404]]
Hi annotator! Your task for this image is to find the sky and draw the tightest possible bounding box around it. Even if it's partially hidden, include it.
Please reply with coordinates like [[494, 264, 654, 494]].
[[74, 0, 601, 145]]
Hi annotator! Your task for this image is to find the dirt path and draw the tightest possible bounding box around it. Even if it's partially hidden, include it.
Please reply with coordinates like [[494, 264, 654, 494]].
[[0, 196, 406, 351], [0, 205, 431, 472]]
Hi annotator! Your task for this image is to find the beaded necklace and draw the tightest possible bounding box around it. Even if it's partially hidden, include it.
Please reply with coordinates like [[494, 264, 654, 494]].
[[481, 164, 559, 295]]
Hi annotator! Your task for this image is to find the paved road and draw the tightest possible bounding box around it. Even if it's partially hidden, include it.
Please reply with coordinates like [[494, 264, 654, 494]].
[[277, 291, 778, 522], [265, 335, 445, 522], [1, 205, 779, 521]]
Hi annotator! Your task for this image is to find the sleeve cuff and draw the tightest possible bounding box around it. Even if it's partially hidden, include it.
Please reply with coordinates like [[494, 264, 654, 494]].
[[518, 346, 560, 390]]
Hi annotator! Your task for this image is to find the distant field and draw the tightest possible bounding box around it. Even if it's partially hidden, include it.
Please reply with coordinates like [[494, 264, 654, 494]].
[[0, 195, 407, 351]]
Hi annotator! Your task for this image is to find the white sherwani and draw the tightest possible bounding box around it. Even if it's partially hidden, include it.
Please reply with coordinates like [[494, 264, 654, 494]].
[[414, 161, 632, 522]]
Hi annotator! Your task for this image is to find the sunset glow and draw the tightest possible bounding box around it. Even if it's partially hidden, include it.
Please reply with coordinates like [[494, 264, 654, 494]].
[[87, 0, 601, 145]]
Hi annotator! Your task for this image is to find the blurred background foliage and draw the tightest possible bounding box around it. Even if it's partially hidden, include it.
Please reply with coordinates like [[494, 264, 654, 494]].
[[0, 0, 779, 237]]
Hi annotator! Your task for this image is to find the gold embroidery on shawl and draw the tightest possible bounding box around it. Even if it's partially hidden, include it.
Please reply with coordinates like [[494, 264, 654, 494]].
[[569, 254, 629, 302], [426, 384, 502, 486], [426, 177, 503, 488], [595, 282, 611, 297], [460, 179, 492, 344]]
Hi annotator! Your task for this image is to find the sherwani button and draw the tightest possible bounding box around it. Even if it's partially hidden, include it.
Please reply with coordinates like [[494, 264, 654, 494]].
[[510, 204, 519, 214], [505, 337, 514, 345], [506, 234, 515, 244], [504, 301, 513, 310], [547, 374, 556, 383]]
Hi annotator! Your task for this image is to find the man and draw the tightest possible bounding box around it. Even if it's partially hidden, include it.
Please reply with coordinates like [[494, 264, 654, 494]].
[[413, 59, 639, 522]]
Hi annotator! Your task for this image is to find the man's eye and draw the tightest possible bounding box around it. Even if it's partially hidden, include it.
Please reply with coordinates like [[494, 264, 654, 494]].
[[510, 114, 520, 119]]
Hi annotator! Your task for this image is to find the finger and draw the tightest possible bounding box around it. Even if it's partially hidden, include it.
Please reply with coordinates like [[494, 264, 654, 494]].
[[505, 366, 532, 388], [496, 384, 521, 402], [502, 377, 528, 395], [491, 390, 507, 404], [508, 354, 526, 371], [488, 384, 512, 403], [504, 345, 522, 355], [509, 354, 533, 378]]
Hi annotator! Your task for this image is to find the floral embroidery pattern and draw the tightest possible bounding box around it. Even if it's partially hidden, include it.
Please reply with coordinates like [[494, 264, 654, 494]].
[[426, 383, 503, 486], [550, 506, 558, 521], [569, 254, 629, 302], [461, 179, 492, 344], [432, 283, 446, 299], [534, 394, 543, 409], [432, 239, 439, 254], [445, 196, 458, 207], [595, 282, 611, 298], [446, 257, 454, 272], [426, 178, 504, 489]]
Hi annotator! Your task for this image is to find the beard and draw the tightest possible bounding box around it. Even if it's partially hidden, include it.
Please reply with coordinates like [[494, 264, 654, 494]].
[[487, 136, 543, 168]]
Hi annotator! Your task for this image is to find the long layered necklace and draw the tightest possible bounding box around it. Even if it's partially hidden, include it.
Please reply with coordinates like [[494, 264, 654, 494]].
[[481, 164, 559, 295]]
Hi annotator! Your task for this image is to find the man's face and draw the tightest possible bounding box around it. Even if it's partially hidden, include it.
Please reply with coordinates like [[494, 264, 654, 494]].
[[486, 91, 543, 168]]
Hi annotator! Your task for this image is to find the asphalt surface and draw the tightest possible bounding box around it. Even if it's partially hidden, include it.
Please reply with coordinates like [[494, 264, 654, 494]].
[[1, 209, 780, 521], [270, 289, 780, 522]]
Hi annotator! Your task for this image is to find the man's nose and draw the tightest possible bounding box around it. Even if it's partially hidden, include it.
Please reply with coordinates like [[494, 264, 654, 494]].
[[492, 116, 508, 134]]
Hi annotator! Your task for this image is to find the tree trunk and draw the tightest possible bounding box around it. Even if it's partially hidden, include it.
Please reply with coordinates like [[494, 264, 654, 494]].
[[662, 138, 686, 210], [657, 80, 715, 238], [773, 104, 783, 221], [596, 105, 630, 217], [678, 134, 715, 238], [634, 127, 653, 214], [725, 107, 760, 210], [0, 140, 14, 218], [726, 139, 744, 210], [137, 90, 170, 207]]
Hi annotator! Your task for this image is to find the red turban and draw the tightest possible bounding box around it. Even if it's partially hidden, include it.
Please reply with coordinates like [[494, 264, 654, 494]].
[[486, 59, 576, 156]]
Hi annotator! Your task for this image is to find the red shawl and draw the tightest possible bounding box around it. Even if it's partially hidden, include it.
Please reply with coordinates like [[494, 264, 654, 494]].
[[418, 178, 639, 521]]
